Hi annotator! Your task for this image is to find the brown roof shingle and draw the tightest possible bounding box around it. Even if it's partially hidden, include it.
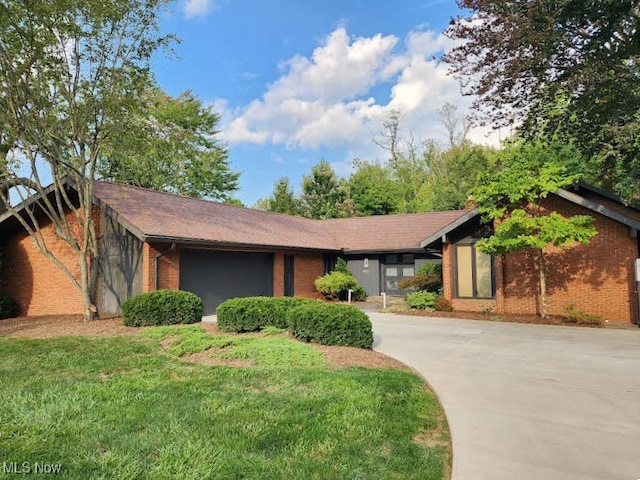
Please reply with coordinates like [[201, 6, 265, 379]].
[[92, 182, 473, 253], [322, 210, 474, 252]]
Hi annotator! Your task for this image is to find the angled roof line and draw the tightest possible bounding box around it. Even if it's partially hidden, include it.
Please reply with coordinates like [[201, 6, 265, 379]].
[[0, 177, 70, 224], [571, 181, 640, 212], [419, 208, 480, 248], [554, 188, 640, 231]]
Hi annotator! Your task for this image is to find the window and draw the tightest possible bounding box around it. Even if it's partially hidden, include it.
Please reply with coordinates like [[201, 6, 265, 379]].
[[455, 244, 494, 298]]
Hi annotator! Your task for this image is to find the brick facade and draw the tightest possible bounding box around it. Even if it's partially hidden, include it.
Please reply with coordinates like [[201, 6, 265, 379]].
[[142, 243, 180, 292], [2, 213, 84, 316], [443, 195, 639, 323], [273, 251, 325, 298]]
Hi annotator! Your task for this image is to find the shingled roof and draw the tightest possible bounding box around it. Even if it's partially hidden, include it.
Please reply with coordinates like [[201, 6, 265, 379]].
[[92, 182, 473, 253], [93, 182, 342, 251], [322, 211, 474, 253]]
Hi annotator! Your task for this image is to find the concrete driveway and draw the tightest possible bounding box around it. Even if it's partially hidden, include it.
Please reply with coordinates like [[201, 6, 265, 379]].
[[370, 312, 640, 480]]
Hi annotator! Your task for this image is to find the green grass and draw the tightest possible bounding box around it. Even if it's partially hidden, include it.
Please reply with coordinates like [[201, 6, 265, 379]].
[[0, 327, 450, 479]]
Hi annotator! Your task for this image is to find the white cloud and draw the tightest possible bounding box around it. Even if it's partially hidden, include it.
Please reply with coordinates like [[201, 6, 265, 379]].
[[184, 0, 214, 18], [219, 26, 501, 156]]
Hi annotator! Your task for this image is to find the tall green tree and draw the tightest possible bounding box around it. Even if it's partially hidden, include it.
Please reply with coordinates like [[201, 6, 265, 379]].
[[445, 0, 640, 201], [348, 160, 400, 216], [470, 139, 597, 318], [301, 159, 354, 219], [98, 88, 239, 200], [0, 0, 173, 320], [257, 176, 303, 216], [373, 110, 431, 213], [417, 144, 498, 212]]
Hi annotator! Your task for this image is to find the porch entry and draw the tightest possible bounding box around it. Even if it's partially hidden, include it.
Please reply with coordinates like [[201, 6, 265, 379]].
[[383, 254, 415, 295]]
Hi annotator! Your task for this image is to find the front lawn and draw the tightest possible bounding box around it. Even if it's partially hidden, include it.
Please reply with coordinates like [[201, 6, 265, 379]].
[[0, 326, 450, 479]]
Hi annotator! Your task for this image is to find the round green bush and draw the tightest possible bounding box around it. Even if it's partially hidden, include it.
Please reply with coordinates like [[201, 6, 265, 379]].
[[217, 296, 314, 332], [121, 290, 203, 327], [0, 293, 19, 320], [406, 291, 438, 310], [287, 302, 373, 349], [315, 271, 366, 301]]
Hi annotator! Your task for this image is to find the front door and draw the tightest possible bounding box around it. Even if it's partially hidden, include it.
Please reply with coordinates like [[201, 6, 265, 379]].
[[383, 265, 415, 294]]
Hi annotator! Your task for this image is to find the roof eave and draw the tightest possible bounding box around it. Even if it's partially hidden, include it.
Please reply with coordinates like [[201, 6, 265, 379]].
[[419, 209, 480, 248], [342, 247, 428, 255], [144, 235, 341, 253], [555, 189, 640, 231]]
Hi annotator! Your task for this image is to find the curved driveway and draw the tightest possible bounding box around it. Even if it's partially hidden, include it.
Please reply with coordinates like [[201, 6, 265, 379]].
[[370, 312, 640, 480]]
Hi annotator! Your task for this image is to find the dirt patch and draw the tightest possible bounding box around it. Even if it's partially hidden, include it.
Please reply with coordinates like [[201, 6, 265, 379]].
[[0, 315, 141, 338], [0, 315, 408, 370], [311, 344, 411, 370]]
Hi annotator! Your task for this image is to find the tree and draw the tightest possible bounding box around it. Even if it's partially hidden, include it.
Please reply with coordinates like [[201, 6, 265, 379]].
[[438, 102, 471, 149], [470, 139, 597, 318], [301, 159, 354, 219], [98, 88, 239, 200], [348, 160, 401, 216], [0, 0, 173, 321], [445, 1, 640, 201], [417, 144, 498, 211], [257, 176, 303, 216], [373, 110, 431, 213]]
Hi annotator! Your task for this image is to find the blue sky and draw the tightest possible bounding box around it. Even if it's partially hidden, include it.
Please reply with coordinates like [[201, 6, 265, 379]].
[[153, 0, 501, 206]]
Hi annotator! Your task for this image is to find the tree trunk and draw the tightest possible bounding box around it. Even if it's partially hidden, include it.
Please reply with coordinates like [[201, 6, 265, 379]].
[[78, 253, 98, 321], [537, 249, 548, 318]]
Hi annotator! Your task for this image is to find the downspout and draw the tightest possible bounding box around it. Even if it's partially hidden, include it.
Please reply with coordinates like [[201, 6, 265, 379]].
[[154, 243, 176, 291]]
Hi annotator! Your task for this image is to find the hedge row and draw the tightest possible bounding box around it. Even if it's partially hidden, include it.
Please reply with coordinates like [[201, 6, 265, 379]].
[[217, 296, 373, 349], [122, 290, 204, 327], [287, 301, 373, 349], [216, 296, 312, 331]]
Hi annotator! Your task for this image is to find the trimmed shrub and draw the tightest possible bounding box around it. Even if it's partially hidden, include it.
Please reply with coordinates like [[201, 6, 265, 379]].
[[315, 271, 366, 301], [217, 296, 314, 332], [287, 302, 373, 349], [398, 273, 441, 292], [216, 296, 373, 349], [406, 291, 438, 310], [433, 296, 453, 312], [122, 290, 203, 327], [0, 293, 19, 320], [398, 262, 443, 292]]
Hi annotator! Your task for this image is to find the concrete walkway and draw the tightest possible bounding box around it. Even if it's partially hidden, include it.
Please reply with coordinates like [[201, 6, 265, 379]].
[[370, 312, 640, 480]]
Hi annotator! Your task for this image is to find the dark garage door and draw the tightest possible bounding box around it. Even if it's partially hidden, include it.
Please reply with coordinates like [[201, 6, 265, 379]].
[[180, 249, 274, 314]]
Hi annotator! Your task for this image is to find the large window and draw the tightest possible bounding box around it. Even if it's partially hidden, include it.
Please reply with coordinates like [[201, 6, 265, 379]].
[[455, 244, 494, 298]]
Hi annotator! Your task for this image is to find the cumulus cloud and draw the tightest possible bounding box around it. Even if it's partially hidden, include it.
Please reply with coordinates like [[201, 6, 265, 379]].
[[220, 26, 500, 155]]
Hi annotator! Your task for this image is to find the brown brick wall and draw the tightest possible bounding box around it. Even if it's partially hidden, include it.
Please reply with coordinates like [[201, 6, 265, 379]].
[[273, 253, 284, 296], [295, 252, 325, 298], [443, 196, 639, 323], [500, 196, 638, 323], [2, 213, 84, 316], [273, 251, 324, 298]]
